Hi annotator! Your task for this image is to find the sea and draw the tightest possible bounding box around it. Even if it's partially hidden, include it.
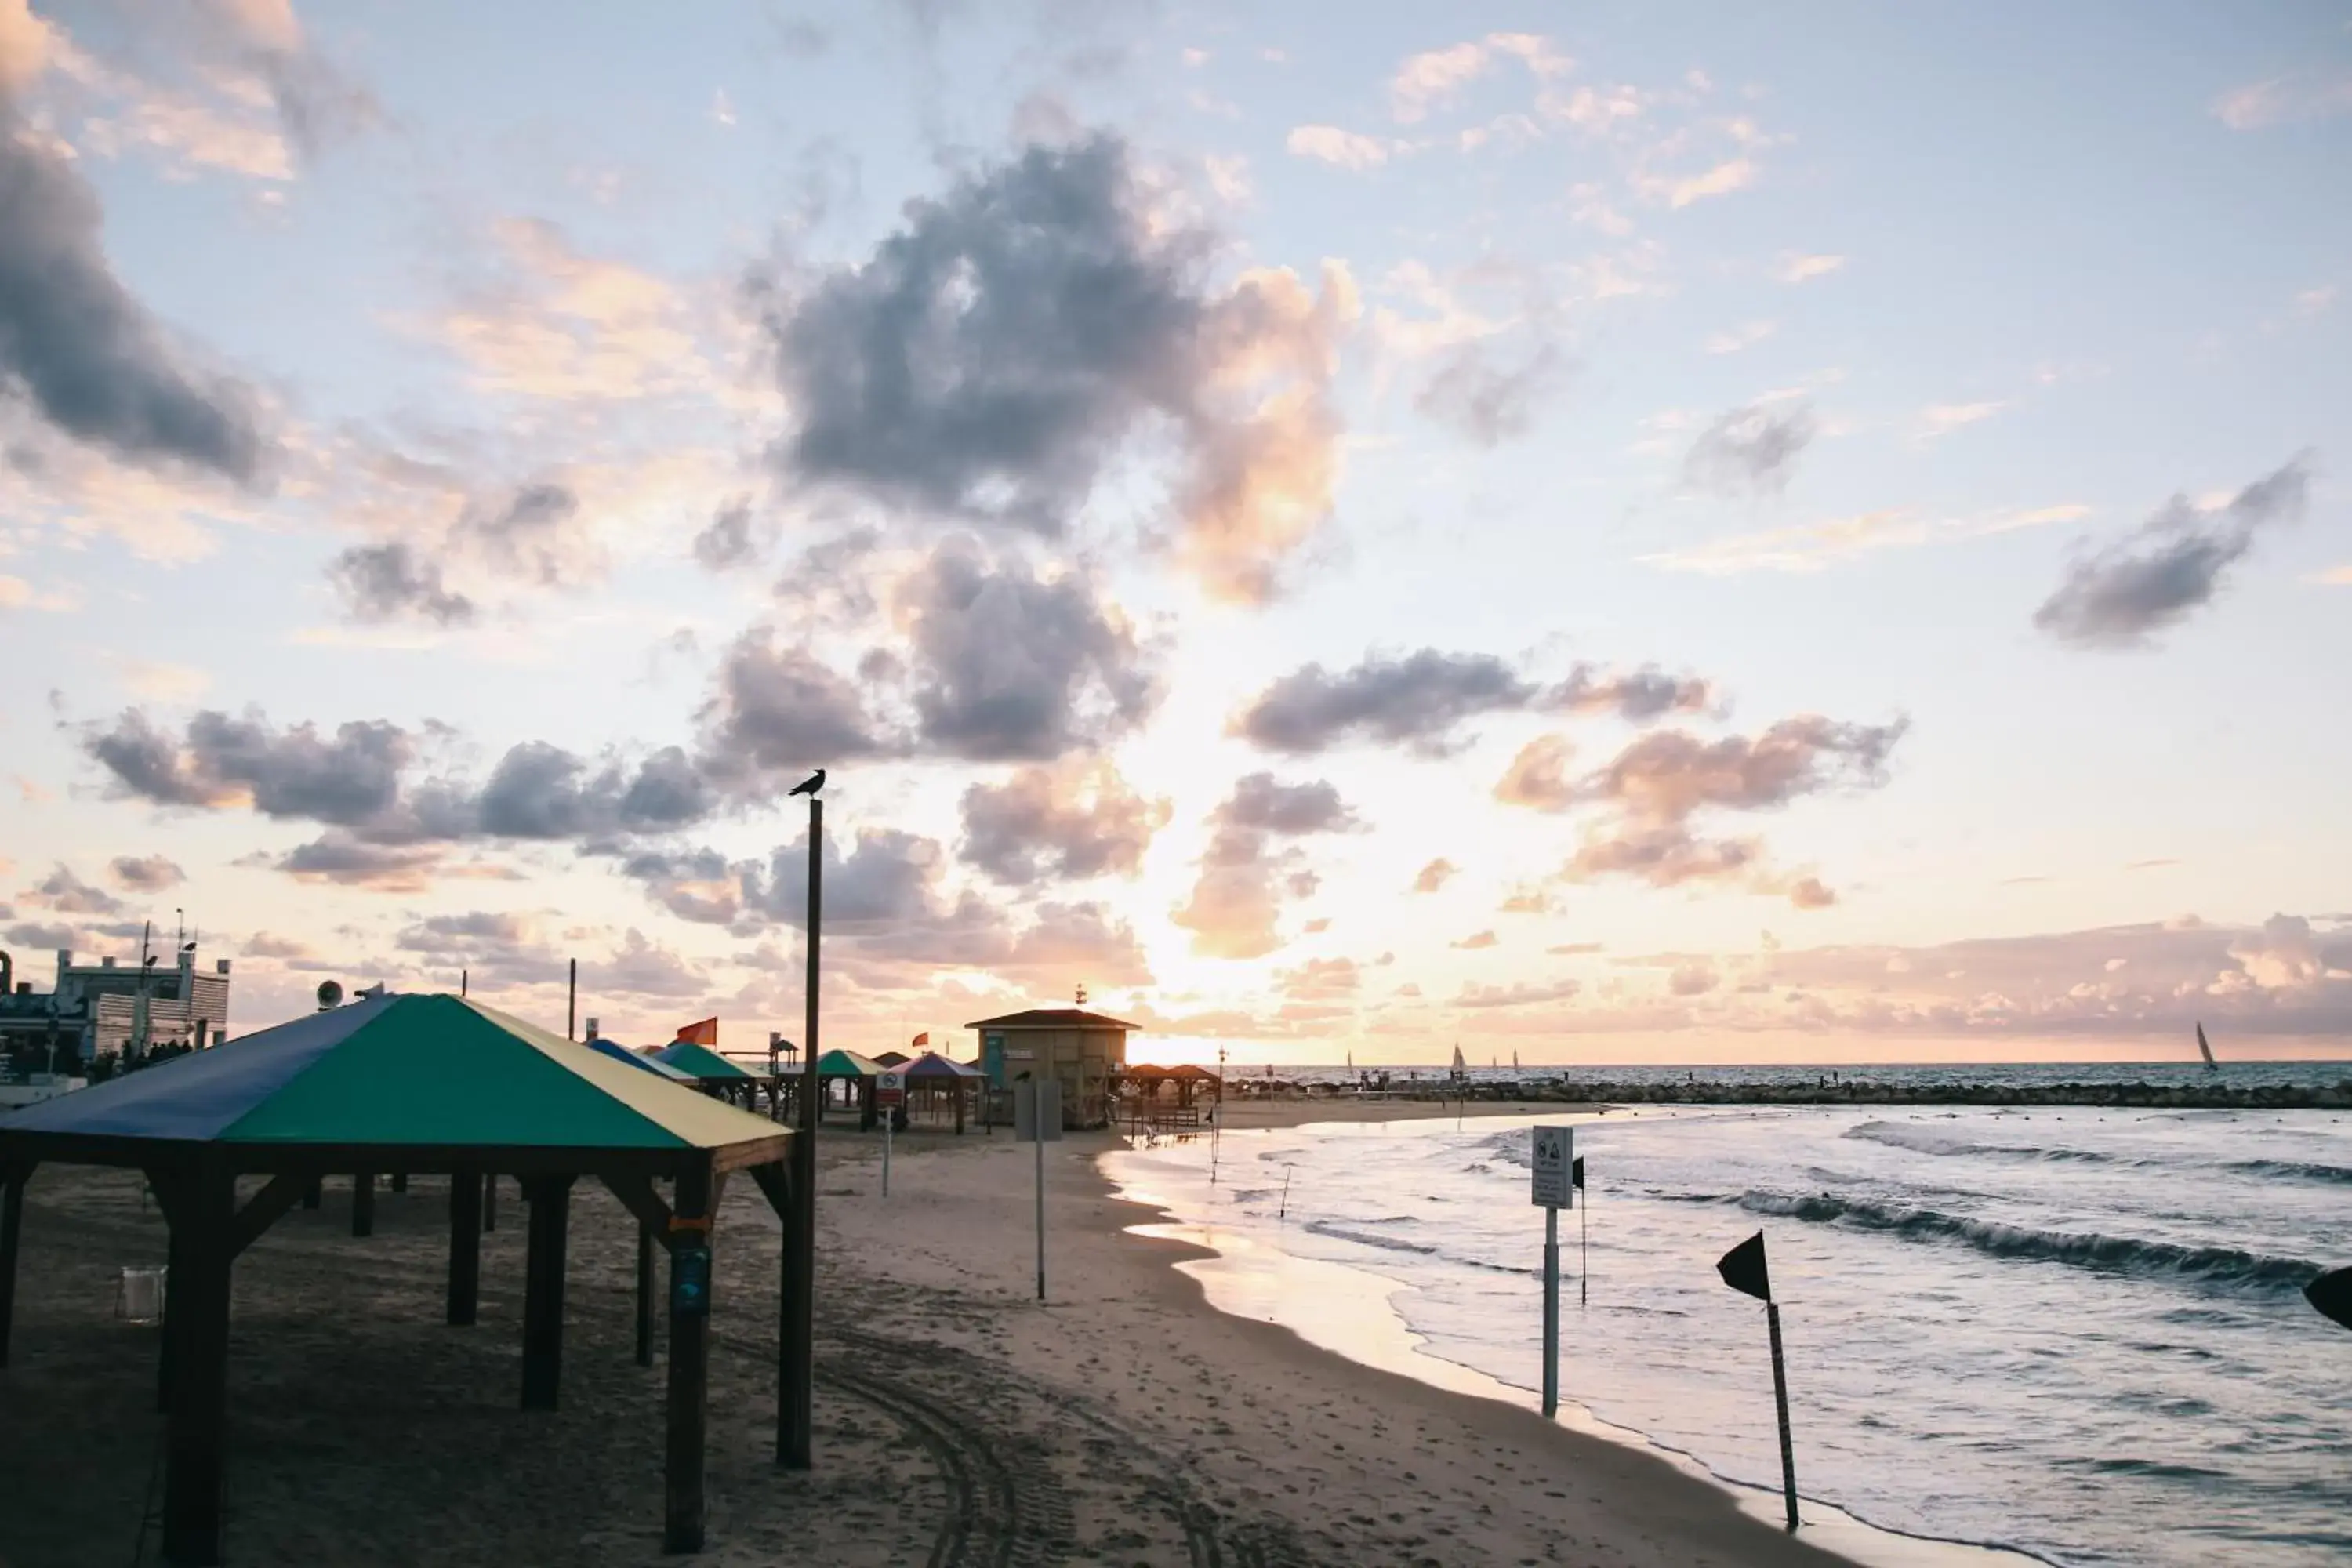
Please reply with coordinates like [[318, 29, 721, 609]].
[[1104, 1064, 2352, 1567]]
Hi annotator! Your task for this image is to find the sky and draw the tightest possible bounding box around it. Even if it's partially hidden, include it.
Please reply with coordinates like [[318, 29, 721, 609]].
[[0, 0, 2347, 1067]]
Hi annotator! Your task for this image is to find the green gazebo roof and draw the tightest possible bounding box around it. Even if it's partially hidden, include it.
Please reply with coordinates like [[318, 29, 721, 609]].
[[0, 993, 789, 1163], [651, 1040, 757, 1081], [816, 1048, 882, 1078]]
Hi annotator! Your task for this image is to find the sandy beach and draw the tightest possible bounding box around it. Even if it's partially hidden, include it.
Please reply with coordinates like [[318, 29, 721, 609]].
[[2, 1112, 1854, 1567]]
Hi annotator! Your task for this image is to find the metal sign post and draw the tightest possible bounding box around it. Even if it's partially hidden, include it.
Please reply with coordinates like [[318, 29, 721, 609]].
[[1016, 1079, 1062, 1301], [876, 1071, 904, 1198], [1530, 1125, 1573, 1418]]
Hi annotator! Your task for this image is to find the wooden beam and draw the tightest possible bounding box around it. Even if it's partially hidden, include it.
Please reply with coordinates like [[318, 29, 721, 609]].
[[160, 1160, 234, 1566], [300, 1177, 321, 1210], [350, 1172, 376, 1238], [447, 1170, 481, 1327], [664, 1156, 713, 1553], [0, 1160, 32, 1368], [227, 1173, 307, 1260], [519, 1174, 573, 1410], [482, 1171, 498, 1232], [390, 1172, 408, 1194], [597, 1171, 677, 1248]]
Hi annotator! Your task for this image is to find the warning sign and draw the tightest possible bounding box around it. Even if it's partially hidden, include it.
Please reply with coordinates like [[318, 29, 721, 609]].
[[876, 1070, 905, 1109], [1530, 1125, 1573, 1209]]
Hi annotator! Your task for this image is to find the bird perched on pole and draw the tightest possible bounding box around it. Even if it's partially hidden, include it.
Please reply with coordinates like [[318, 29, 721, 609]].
[[789, 769, 826, 797]]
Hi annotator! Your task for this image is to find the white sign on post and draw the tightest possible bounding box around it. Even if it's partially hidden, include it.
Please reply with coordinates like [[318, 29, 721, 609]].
[[1531, 1125, 1574, 1208], [875, 1070, 906, 1109]]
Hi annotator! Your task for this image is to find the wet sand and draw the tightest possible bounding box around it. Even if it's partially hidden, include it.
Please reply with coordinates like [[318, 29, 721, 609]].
[[1, 1118, 1853, 1566]]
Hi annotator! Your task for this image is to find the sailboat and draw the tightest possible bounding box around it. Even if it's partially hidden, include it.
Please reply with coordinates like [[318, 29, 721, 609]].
[[1450, 1043, 1466, 1082], [2196, 1022, 2219, 1072], [1513, 1050, 1521, 1072]]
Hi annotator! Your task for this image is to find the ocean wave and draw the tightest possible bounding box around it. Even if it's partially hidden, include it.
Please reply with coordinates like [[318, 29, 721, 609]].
[[1737, 1190, 2322, 1294], [2223, 1158, 2352, 1186], [1842, 1120, 2128, 1164], [1302, 1220, 1440, 1256]]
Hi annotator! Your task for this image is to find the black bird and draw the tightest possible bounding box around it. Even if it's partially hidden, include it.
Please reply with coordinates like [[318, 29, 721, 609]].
[[789, 769, 826, 797]]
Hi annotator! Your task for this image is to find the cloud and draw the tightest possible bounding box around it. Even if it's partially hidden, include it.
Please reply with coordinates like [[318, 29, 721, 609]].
[[1704, 320, 1777, 355], [5, 920, 78, 950], [1643, 506, 2093, 575], [276, 835, 444, 893], [1286, 125, 1397, 169], [430, 218, 704, 403], [2212, 71, 2352, 130], [895, 541, 1160, 760], [1452, 929, 1499, 949], [1773, 253, 1845, 284], [328, 541, 477, 626], [1454, 978, 1582, 1009], [1635, 154, 1757, 209], [698, 630, 898, 782], [1232, 649, 1713, 756], [1683, 400, 1816, 496], [1172, 772, 1358, 958], [0, 72, 265, 481], [1412, 857, 1457, 894], [108, 854, 183, 891], [1509, 713, 1907, 906], [2034, 455, 2310, 648], [1414, 341, 1566, 445], [241, 931, 312, 960], [692, 499, 764, 572], [1494, 735, 1575, 811], [622, 828, 1149, 989], [0, 573, 76, 612], [83, 707, 730, 868], [754, 134, 1355, 601], [27, 863, 122, 915], [958, 760, 1169, 885], [1390, 41, 1494, 122], [1918, 401, 2004, 437]]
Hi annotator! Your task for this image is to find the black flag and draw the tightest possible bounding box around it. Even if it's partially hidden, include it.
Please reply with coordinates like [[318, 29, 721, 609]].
[[2310, 1264, 2352, 1332], [1718, 1230, 1772, 1303], [1572, 1155, 1586, 1189]]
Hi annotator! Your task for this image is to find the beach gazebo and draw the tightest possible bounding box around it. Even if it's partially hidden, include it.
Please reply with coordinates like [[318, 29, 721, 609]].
[[0, 993, 808, 1566], [815, 1047, 880, 1126], [899, 1050, 983, 1134], [652, 1040, 760, 1106]]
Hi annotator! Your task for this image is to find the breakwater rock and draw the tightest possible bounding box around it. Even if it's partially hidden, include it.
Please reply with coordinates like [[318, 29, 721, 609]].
[[1362, 1077, 2352, 1111]]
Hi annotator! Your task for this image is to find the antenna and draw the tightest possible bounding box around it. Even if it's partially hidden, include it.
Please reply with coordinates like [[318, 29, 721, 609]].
[[1075, 982, 1088, 1006]]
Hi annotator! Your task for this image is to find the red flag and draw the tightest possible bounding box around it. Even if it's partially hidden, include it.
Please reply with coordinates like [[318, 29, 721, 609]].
[[912, 1030, 930, 1047], [674, 1017, 719, 1047]]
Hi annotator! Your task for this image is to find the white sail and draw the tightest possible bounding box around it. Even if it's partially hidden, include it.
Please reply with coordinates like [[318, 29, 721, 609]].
[[2197, 1022, 2218, 1070], [1450, 1044, 1466, 1075]]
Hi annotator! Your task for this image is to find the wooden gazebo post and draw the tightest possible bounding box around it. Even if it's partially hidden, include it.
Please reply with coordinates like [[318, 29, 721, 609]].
[[447, 1168, 481, 1326], [520, 1174, 574, 1410], [0, 1158, 31, 1367], [160, 1155, 234, 1567], [665, 1155, 713, 1552]]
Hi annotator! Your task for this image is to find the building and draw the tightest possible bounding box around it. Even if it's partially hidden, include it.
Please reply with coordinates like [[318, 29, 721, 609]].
[[967, 1007, 1138, 1129], [0, 946, 234, 1065]]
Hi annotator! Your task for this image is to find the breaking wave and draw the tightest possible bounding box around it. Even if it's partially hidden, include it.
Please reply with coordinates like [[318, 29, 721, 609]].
[[1842, 1121, 2127, 1164], [1738, 1190, 2321, 1295]]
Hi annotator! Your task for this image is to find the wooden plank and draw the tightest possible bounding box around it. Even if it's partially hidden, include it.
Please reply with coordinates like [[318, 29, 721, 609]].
[[664, 1156, 713, 1553], [227, 1173, 307, 1260], [447, 1170, 481, 1327], [750, 1157, 808, 1472], [596, 1171, 676, 1247], [519, 1174, 573, 1410], [160, 1160, 234, 1566], [482, 1171, 498, 1232], [0, 1160, 31, 1368]]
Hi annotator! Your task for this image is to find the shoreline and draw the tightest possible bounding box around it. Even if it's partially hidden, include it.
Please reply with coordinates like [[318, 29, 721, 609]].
[[1103, 1114, 2045, 1568]]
